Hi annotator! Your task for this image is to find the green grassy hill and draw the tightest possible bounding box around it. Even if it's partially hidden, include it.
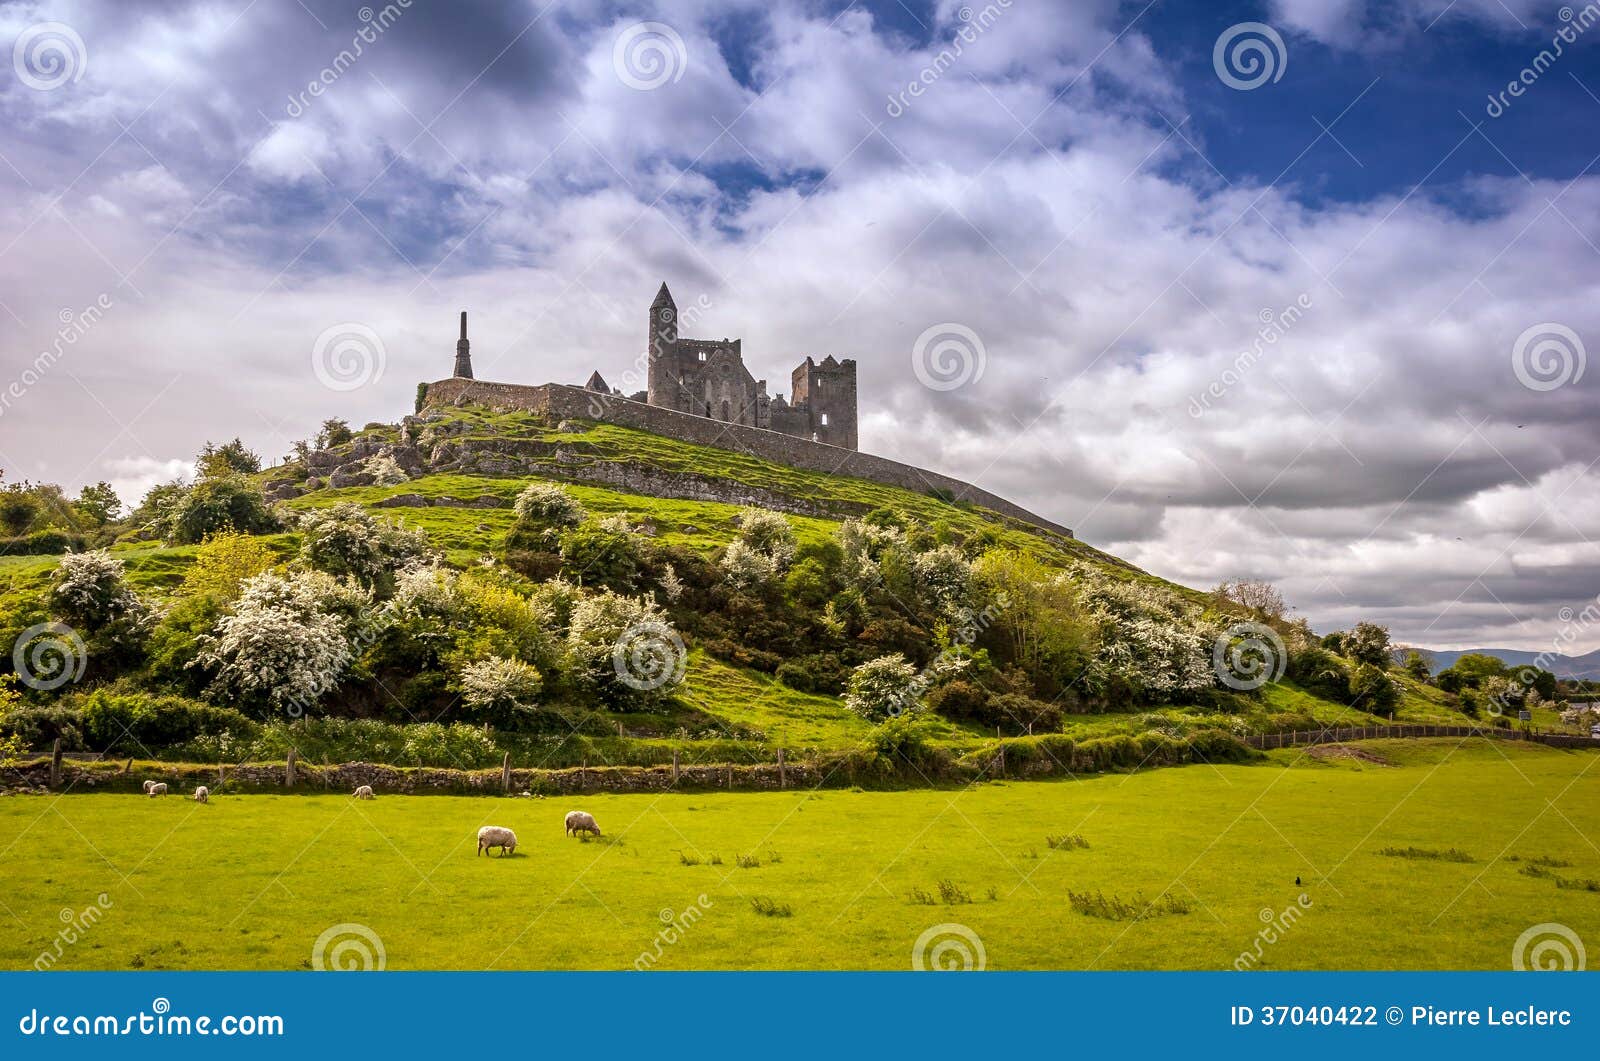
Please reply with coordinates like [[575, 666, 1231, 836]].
[[0, 403, 1527, 775]]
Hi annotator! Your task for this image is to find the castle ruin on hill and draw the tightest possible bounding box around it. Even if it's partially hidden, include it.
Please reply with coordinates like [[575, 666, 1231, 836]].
[[422, 283, 1071, 537], [449, 282, 858, 450]]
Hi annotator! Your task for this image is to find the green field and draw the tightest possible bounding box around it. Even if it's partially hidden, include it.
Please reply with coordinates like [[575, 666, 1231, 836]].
[[3, 738, 1596, 971]]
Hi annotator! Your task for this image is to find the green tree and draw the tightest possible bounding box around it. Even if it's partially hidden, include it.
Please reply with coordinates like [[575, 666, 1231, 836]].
[[167, 476, 279, 544], [1452, 653, 1507, 684], [75, 482, 122, 525], [195, 438, 261, 479], [1348, 662, 1399, 717], [316, 419, 353, 448], [0, 483, 41, 535], [1401, 650, 1431, 681], [1342, 622, 1393, 669]]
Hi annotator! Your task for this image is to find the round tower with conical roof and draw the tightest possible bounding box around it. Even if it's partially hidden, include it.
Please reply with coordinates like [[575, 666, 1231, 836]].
[[645, 282, 678, 407]]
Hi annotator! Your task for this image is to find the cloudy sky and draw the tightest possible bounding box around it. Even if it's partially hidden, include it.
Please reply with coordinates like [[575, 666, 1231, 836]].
[[1, 0, 1597, 652]]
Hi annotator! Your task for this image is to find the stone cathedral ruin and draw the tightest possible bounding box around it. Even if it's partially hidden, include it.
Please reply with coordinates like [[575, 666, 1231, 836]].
[[447, 282, 858, 450], [421, 283, 1071, 536]]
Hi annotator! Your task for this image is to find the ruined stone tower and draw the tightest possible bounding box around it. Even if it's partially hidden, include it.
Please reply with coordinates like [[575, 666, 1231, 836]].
[[452, 311, 473, 379], [790, 355, 858, 450], [639, 282, 857, 449]]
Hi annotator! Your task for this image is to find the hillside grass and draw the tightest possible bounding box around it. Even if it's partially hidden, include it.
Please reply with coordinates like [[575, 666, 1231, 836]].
[[2, 739, 1595, 970], [1, 401, 1524, 768]]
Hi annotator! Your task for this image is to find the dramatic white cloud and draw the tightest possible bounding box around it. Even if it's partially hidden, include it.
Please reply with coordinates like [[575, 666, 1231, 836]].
[[1, 0, 1596, 654]]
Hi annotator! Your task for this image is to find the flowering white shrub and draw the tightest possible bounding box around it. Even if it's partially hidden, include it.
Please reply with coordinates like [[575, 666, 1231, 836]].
[[1092, 615, 1216, 700], [513, 482, 586, 529], [566, 590, 684, 704], [658, 562, 684, 602], [719, 539, 778, 591], [1058, 565, 1220, 700], [193, 571, 359, 713], [51, 550, 151, 635], [394, 562, 459, 618], [835, 519, 902, 589], [844, 654, 923, 721], [720, 509, 797, 590], [297, 503, 429, 586], [912, 544, 973, 615], [458, 656, 543, 718], [736, 508, 796, 566], [364, 453, 409, 486]]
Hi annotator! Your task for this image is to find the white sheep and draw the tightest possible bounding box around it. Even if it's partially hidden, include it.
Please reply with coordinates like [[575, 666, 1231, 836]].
[[193, 786, 209, 803], [353, 785, 374, 800], [477, 825, 517, 857], [141, 780, 156, 794], [564, 810, 601, 838], [147, 783, 168, 797]]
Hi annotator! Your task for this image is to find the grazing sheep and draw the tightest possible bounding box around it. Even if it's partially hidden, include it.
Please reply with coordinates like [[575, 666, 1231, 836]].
[[147, 783, 168, 797], [142, 780, 156, 794], [353, 785, 374, 800], [564, 810, 601, 838], [194, 786, 209, 803], [477, 825, 517, 857]]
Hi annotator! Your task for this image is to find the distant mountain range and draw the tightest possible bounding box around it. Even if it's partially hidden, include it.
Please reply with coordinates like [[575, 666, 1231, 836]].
[[1409, 647, 1600, 681]]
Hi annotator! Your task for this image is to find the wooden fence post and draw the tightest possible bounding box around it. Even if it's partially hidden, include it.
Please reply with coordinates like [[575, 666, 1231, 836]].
[[49, 738, 62, 789], [286, 748, 297, 788], [580, 758, 587, 792], [777, 748, 786, 790], [502, 751, 512, 794], [671, 749, 680, 785], [616, 721, 624, 738]]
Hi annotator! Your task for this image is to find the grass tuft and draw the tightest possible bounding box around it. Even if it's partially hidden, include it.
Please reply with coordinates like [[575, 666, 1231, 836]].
[[937, 878, 972, 905], [1377, 846, 1475, 863], [1067, 889, 1192, 921], [749, 896, 793, 918], [1045, 833, 1090, 850]]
